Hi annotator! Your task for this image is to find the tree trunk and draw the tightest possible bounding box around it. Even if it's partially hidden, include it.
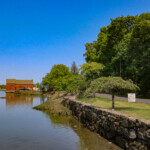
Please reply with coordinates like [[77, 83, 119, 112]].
[[112, 94, 115, 111], [120, 58, 122, 77]]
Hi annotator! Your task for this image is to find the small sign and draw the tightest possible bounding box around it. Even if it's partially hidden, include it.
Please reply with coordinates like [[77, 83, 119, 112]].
[[128, 93, 136, 102]]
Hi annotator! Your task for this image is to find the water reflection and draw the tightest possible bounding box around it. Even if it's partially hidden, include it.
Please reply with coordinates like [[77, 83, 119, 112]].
[[40, 96, 47, 104], [0, 91, 121, 150], [44, 111, 121, 150], [6, 93, 33, 107], [5, 93, 47, 108]]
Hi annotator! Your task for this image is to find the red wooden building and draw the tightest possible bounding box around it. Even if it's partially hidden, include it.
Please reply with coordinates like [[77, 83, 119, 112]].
[[6, 79, 33, 92]]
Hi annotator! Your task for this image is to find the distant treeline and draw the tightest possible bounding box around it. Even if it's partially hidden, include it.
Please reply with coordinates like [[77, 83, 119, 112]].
[[0, 85, 6, 89]]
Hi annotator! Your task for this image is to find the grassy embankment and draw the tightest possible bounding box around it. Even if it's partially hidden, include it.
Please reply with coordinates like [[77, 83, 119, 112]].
[[78, 97, 150, 120], [33, 94, 71, 116], [15, 90, 42, 95]]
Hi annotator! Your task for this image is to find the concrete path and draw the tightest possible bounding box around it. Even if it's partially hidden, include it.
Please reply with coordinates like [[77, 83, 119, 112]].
[[95, 93, 150, 104]]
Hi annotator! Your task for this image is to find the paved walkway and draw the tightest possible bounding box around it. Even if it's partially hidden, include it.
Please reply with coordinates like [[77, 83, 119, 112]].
[[95, 93, 150, 104]]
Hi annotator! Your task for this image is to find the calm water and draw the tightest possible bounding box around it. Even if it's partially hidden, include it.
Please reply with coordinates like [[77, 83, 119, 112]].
[[0, 91, 121, 150]]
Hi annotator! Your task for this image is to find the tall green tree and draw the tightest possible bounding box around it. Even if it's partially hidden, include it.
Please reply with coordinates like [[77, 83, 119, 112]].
[[42, 64, 85, 94], [42, 64, 71, 91], [71, 61, 78, 75], [112, 19, 150, 95], [126, 20, 150, 95], [83, 12, 150, 96]]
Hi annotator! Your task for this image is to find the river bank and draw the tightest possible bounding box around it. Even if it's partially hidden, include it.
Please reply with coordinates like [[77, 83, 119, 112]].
[[33, 93, 71, 116], [34, 93, 150, 150], [63, 97, 150, 150], [31, 92, 121, 150]]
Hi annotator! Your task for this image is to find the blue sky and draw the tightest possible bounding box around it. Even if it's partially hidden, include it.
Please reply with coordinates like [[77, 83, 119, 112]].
[[0, 0, 150, 84]]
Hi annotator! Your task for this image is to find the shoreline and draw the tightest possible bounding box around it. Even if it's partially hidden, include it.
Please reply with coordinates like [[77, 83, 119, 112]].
[[33, 93, 150, 150], [62, 96, 150, 150], [33, 93, 72, 116]]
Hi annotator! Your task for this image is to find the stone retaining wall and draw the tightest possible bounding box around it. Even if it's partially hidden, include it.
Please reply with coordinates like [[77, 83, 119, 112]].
[[62, 97, 150, 150]]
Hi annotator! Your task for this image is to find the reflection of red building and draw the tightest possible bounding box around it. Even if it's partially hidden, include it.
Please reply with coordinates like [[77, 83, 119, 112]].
[[6, 79, 33, 92], [6, 93, 33, 107]]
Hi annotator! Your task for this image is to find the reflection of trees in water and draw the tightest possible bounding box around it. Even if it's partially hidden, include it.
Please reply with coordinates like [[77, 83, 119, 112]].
[[44, 111, 121, 150], [40, 97, 47, 104], [5, 93, 33, 107]]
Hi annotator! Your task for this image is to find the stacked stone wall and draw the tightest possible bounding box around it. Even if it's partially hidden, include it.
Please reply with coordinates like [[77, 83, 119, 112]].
[[62, 97, 150, 150]]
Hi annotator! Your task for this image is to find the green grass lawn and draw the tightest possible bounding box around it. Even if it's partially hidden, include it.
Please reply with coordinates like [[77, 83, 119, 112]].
[[78, 97, 150, 120]]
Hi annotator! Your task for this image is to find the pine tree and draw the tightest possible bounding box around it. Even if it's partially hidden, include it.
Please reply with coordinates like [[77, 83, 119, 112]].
[[71, 61, 78, 75]]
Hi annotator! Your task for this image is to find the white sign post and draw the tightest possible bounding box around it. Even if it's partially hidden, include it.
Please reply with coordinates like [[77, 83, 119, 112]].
[[128, 93, 136, 102]]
